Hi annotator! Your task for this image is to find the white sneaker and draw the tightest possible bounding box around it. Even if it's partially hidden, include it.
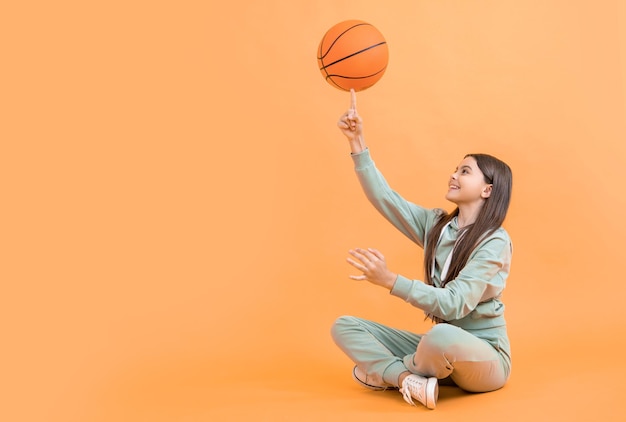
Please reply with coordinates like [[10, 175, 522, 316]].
[[400, 374, 438, 409], [352, 366, 391, 391]]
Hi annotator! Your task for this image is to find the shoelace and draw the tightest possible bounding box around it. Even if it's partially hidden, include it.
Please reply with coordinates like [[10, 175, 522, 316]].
[[400, 376, 424, 406]]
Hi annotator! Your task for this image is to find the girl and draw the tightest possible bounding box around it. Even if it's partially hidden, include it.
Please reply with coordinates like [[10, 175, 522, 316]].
[[331, 90, 513, 410]]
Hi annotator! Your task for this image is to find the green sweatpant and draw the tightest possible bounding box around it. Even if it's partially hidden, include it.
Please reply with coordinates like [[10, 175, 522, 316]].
[[331, 316, 511, 392]]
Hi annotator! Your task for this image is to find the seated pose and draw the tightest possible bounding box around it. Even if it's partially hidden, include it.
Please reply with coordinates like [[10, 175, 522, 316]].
[[331, 90, 513, 410]]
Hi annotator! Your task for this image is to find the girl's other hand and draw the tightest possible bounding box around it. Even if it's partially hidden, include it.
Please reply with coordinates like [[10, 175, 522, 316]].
[[347, 247, 397, 290]]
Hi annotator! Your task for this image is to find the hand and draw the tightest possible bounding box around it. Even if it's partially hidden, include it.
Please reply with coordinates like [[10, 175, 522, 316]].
[[347, 248, 397, 290], [337, 89, 363, 143]]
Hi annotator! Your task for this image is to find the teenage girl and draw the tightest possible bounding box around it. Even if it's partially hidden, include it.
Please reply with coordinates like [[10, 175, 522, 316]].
[[331, 90, 513, 410]]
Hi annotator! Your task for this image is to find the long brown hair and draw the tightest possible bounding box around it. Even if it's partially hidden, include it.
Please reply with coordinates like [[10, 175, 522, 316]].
[[424, 154, 512, 286]]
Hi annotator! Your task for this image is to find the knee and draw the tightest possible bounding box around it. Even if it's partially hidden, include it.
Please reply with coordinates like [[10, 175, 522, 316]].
[[418, 323, 464, 354], [330, 315, 359, 343]]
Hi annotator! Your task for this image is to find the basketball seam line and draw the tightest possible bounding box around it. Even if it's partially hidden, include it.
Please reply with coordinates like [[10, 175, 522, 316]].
[[318, 41, 387, 71], [317, 22, 371, 59], [325, 66, 387, 80]]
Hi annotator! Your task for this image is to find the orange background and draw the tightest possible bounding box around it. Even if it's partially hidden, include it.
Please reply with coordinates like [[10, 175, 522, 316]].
[[3, 1, 626, 421]]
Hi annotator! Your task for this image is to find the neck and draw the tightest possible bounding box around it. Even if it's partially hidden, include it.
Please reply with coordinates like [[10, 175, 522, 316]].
[[457, 203, 483, 228]]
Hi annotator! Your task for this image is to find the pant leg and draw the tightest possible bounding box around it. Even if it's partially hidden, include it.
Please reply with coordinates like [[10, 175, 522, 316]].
[[331, 315, 421, 387], [403, 323, 508, 393]]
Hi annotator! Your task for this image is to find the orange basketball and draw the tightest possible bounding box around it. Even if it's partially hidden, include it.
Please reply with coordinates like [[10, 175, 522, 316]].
[[317, 20, 389, 92]]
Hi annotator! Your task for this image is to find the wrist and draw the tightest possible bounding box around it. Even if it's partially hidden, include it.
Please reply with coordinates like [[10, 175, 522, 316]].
[[385, 272, 398, 290], [349, 135, 366, 153]]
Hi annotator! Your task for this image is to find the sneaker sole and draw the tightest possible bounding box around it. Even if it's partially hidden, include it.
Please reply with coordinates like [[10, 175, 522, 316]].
[[425, 377, 439, 409], [352, 366, 388, 391]]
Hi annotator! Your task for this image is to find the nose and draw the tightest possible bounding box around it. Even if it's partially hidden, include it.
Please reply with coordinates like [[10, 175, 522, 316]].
[[450, 172, 458, 180]]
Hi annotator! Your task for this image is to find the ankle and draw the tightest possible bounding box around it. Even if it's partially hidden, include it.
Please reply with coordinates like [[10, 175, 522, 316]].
[[397, 371, 412, 388]]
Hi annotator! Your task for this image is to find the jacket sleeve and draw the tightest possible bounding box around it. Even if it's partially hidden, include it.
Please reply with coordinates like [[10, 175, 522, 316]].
[[352, 149, 439, 247], [389, 234, 511, 321]]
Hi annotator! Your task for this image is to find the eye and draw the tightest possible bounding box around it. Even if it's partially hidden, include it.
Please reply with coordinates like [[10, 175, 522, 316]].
[[461, 168, 469, 174]]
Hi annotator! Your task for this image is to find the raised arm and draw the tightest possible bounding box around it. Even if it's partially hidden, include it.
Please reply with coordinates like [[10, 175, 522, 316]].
[[336, 89, 440, 246]]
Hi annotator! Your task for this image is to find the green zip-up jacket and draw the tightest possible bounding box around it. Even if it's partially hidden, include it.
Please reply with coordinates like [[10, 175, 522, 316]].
[[353, 149, 512, 332]]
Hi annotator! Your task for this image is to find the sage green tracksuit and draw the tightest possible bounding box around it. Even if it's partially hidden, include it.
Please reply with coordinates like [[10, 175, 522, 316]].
[[331, 149, 512, 392]]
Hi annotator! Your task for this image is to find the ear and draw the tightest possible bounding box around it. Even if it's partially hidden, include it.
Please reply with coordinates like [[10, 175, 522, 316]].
[[481, 184, 493, 199]]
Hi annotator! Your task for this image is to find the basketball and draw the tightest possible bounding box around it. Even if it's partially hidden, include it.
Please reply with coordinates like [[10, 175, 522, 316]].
[[317, 20, 389, 92]]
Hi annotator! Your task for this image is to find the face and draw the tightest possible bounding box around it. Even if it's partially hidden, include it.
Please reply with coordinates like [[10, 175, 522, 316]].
[[445, 156, 493, 206]]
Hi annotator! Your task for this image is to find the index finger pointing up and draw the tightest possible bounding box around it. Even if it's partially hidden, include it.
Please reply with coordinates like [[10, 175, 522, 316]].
[[350, 88, 357, 111]]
